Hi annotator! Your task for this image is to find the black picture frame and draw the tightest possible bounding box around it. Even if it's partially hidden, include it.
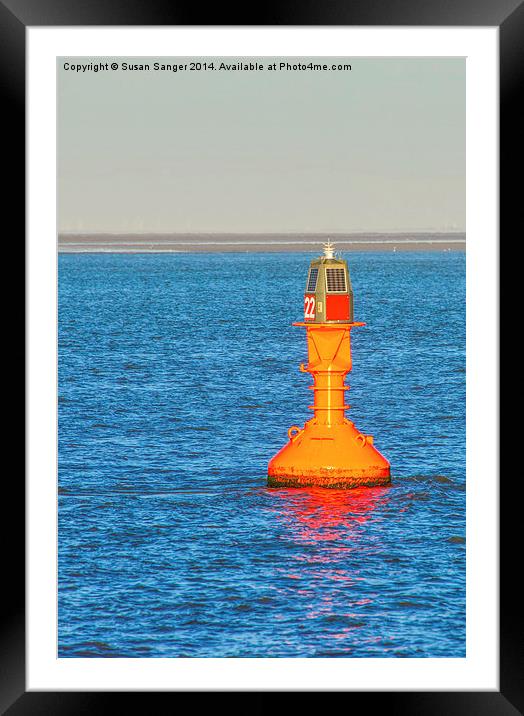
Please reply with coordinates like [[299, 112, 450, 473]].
[[5, 0, 517, 711]]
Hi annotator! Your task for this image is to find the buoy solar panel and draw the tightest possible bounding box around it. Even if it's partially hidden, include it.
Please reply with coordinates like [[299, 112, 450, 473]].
[[303, 248, 354, 324]]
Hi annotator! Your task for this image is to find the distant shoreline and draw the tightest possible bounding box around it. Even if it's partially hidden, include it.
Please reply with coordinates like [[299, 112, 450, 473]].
[[58, 232, 466, 253]]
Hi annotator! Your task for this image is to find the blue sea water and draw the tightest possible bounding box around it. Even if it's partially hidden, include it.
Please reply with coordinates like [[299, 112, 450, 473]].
[[58, 251, 466, 658]]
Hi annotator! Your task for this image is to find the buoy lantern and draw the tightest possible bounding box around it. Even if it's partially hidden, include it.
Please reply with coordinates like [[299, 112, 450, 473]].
[[267, 241, 391, 489]]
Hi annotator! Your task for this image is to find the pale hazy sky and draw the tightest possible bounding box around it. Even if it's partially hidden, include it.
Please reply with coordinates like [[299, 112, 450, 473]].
[[58, 57, 465, 233]]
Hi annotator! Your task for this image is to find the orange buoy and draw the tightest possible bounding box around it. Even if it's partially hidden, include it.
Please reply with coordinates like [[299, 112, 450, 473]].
[[267, 241, 391, 489]]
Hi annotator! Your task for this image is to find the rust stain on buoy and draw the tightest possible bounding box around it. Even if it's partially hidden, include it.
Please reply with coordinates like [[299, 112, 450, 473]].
[[267, 241, 391, 489]]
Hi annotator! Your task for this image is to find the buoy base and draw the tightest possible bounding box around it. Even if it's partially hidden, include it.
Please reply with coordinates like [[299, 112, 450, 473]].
[[267, 471, 390, 489], [267, 419, 391, 489]]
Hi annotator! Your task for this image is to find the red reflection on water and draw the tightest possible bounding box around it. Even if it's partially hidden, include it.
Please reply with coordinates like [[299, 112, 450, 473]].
[[268, 486, 392, 645], [270, 485, 390, 545]]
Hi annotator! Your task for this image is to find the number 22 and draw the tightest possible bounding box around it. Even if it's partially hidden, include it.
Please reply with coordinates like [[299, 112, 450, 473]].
[[304, 295, 316, 319]]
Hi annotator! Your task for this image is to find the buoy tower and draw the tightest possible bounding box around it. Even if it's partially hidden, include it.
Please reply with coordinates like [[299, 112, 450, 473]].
[[267, 241, 391, 488]]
